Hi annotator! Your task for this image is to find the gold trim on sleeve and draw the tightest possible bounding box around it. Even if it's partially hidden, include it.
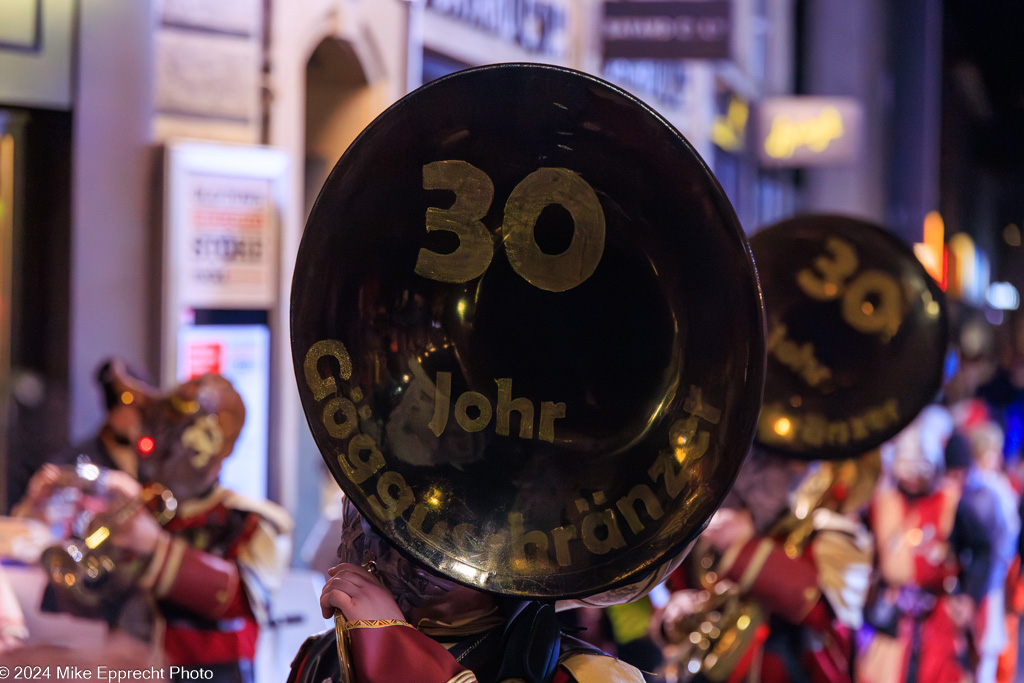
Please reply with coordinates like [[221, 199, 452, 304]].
[[343, 619, 414, 630], [154, 537, 187, 598]]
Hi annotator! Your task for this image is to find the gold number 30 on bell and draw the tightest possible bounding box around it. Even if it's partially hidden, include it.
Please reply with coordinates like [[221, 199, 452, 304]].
[[796, 236, 904, 339], [413, 160, 606, 293]]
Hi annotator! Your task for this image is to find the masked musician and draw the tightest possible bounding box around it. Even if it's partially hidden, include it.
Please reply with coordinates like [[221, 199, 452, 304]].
[[288, 497, 649, 683], [17, 371, 292, 683], [126, 373, 293, 680], [653, 448, 874, 683], [51, 358, 155, 477]]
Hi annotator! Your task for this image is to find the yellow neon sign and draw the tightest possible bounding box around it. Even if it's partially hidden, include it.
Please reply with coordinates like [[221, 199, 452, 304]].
[[712, 98, 749, 152], [763, 106, 844, 160]]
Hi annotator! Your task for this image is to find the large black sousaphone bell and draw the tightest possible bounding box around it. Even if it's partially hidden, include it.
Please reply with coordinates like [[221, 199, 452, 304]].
[[291, 64, 766, 599]]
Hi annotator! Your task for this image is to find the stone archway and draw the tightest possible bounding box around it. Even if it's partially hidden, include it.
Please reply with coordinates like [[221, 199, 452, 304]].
[[304, 37, 373, 216]]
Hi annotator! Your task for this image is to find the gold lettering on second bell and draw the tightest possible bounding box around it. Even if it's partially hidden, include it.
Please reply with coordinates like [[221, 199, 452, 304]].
[[767, 324, 833, 388]]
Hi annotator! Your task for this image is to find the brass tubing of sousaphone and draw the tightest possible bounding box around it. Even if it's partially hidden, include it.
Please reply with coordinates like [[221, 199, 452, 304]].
[[333, 612, 355, 683]]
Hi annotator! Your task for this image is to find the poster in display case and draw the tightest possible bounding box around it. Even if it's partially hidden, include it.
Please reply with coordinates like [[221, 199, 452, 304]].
[[177, 323, 270, 500]]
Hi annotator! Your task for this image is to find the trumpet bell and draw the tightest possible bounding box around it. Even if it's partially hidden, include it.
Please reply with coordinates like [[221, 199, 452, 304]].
[[40, 542, 117, 607]]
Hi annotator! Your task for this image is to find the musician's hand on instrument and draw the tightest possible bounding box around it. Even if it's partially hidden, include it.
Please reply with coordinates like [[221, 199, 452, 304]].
[[321, 562, 406, 622], [664, 589, 704, 621], [702, 508, 754, 554], [657, 589, 706, 642], [105, 470, 143, 499], [110, 507, 166, 556], [11, 464, 63, 518], [23, 464, 62, 503]]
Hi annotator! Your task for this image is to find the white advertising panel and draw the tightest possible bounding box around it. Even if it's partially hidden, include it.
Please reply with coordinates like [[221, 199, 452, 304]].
[[176, 324, 270, 500]]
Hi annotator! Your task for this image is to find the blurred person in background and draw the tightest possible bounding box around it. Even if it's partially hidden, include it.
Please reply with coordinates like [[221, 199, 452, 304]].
[[858, 405, 991, 683], [652, 448, 875, 683], [15, 369, 293, 683], [0, 561, 27, 651], [47, 358, 156, 477], [944, 426, 1013, 683], [962, 420, 1022, 683]]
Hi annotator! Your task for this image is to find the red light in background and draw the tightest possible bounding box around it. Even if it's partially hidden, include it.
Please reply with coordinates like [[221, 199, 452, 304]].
[[138, 436, 155, 455]]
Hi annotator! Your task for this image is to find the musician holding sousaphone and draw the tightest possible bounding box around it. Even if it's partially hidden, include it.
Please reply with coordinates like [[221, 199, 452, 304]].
[[287, 64, 766, 683], [652, 215, 950, 683]]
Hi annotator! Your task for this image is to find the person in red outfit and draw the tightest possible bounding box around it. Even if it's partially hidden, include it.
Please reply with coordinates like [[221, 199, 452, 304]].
[[18, 371, 292, 683], [652, 450, 875, 683], [126, 373, 292, 682], [288, 498, 648, 683], [857, 405, 981, 683]]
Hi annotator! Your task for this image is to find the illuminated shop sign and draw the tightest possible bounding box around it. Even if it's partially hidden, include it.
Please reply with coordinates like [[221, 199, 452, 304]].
[[165, 141, 288, 310], [757, 97, 862, 167], [601, 59, 689, 108], [913, 210, 991, 305], [601, 1, 731, 60], [425, 0, 569, 56], [712, 95, 748, 151]]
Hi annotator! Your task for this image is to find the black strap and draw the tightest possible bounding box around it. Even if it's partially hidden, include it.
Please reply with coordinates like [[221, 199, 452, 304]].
[[493, 602, 561, 683]]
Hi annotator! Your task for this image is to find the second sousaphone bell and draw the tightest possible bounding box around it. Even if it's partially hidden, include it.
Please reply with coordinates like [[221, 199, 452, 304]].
[[751, 214, 948, 460]]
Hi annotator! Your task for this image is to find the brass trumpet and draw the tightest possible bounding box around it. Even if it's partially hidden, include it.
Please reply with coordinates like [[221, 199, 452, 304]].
[[38, 464, 178, 606], [660, 547, 764, 682]]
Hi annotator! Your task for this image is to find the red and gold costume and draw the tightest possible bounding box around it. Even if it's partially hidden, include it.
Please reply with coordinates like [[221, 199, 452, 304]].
[[655, 455, 875, 683], [18, 369, 293, 683], [856, 405, 979, 683], [287, 610, 647, 683], [289, 499, 646, 683], [856, 478, 965, 683], [140, 486, 291, 676]]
